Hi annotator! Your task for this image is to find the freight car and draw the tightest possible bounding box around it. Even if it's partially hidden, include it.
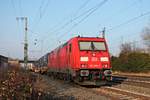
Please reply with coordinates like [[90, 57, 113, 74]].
[[34, 54, 49, 73], [36, 36, 112, 85], [0, 55, 8, 67]]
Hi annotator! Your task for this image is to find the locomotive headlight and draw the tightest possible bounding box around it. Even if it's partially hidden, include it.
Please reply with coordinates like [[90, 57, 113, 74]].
[[80, 57, 88, 61], [100, 57, 108, 62]]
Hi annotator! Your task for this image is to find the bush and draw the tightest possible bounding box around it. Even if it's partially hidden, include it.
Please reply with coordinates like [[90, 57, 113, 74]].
[[111, 52, 150, 72]]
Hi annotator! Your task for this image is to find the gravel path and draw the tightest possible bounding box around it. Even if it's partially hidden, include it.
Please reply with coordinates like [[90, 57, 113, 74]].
[[33, 74, 110, 100], [33, 73, 150, 100]]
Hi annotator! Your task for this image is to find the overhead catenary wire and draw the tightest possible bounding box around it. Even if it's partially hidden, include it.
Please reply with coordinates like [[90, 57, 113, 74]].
[[104, 11, 150, 44], [98, 0, 139, 28], [41, 0, 109, 52], [58, 0, 109, 40], [72, 0, 91, 18], [98, 1, 150, 33], [32, 0, 150, 57], [38, 0, 51, 21], [32, 0, 51, 29], [137, 0, 144, 15], [32, 0, 109, 56], [33, 0, 107, 47], [43, 0, 109, 54], [11, 0, 25, 43], [10, 0, 23, 16], [32, 0, 45, 25], [45, 0, 91, 34], [10, 0, 17, 16], [107, 11, 150, 31], [97, 0, 145, 36], [19, 0, 23, 16], [55, 0, 108, 32], [33, 0, 141, 47], [40, 0, 108, 43], [96, 0, 148, 53], [104, 11, 150, 54], [39, 0, 46, 18]]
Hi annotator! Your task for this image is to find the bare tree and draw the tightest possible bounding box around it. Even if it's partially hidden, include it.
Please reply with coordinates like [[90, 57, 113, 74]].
[[120, 42, 132, 55], [141, 26, 150, 53]]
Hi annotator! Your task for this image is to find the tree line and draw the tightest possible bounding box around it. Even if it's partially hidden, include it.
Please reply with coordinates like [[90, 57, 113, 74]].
[[111, 24, 150, 72]]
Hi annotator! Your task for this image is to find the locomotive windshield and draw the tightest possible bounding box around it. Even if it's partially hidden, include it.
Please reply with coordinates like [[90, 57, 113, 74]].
[[79, 41, 106, 51]]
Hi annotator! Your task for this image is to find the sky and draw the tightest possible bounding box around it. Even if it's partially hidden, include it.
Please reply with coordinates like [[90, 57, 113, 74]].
[[0, 0, 150, 60]]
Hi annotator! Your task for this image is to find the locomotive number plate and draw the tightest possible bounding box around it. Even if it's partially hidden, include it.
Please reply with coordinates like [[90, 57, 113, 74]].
[[91, 57, 98, 61]]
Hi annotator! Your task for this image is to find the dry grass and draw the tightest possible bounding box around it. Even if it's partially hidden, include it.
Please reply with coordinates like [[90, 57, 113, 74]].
[[0, 66, 75, 100], [0, 66, 37, 99]]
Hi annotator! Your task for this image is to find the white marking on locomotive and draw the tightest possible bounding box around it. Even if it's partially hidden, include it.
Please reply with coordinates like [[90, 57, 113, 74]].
[[100, 57, 108, 61], [80, 57, 89, 61]]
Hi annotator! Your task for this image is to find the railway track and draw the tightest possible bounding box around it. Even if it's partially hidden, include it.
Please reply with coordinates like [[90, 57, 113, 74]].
[[113, 74, 150, 81], [112, 75, 150, 88], [74, 80, 150, 99], [83, 74, 150, 99], [80, 85, 150, 100], [94, 86, 150, 100], [79, 85, 150, 100]]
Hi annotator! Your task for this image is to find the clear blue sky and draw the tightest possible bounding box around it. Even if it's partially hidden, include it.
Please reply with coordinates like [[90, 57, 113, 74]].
[[0, 0, 150, 60]]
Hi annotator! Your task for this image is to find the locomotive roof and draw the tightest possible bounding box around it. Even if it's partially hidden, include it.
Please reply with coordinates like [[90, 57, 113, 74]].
[[75, 36, 104, 39], [48, 36, 106, 54], [72, 36, 105, 41]]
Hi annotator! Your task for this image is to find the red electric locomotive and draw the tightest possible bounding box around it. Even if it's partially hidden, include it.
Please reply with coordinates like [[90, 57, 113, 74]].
[[47, 36, 112, 85]]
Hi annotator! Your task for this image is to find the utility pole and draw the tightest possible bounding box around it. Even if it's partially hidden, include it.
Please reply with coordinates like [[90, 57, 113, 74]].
[[102, 27, 105, 38], [16, 17, 28, 69]]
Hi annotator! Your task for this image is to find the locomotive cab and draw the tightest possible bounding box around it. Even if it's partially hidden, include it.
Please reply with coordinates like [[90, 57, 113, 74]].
[[72, 37, 112, 84]]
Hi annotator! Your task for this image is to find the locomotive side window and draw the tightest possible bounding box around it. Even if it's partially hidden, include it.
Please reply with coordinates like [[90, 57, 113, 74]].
[[79, 41, 106, 51], [69, 44, 72, 52]]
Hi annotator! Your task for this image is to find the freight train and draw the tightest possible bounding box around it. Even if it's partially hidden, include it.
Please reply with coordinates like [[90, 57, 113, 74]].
[[34, 36, 112, 85]]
